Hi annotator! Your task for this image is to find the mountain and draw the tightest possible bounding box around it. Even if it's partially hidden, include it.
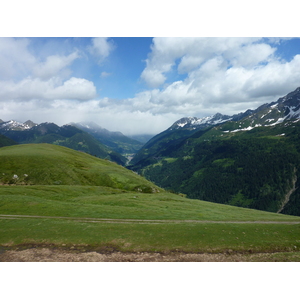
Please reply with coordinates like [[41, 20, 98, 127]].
[[129, 111, 251, 167], [169, 114, 232, 131], [129, 86, 300, 216], [0, 119, 37, 131], [130, 87, 300, 167], [0, 121, 127, 165], [218, 87, 300, 133], [69, 122, 143, 156]]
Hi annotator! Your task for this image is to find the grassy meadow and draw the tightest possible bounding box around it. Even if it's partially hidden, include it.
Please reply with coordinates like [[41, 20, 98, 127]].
[[1, 144, 300, 260]]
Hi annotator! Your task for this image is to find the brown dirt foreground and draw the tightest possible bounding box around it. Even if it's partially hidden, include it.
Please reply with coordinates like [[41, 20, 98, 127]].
[[1, 248, 300, 262]]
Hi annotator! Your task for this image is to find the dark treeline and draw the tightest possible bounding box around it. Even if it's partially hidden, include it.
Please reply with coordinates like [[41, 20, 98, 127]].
[[142, 136, 300, 214]]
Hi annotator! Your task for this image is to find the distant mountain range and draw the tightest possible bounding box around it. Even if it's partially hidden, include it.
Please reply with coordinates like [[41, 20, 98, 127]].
[[69, 122, 144, 156], [0, 121, 138, 165], [129, 86, 300, 216]]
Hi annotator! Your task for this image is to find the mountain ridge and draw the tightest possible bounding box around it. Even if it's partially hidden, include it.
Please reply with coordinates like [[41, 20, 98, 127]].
[[69, 121, 143, 156], [130, 86, 300, 167], [0, 121, 127, 165]]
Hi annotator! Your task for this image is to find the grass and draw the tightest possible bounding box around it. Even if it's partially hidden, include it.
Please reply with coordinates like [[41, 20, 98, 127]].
[[1, 184, 300, 258], [1, 185, 300, 221], [0, 144, 160, 192], [1, 218, 300, 255], [1, 143, 300, 260]]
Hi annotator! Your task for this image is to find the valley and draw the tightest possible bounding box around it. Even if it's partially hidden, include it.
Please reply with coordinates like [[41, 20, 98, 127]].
[[2, 87, 300, 261]]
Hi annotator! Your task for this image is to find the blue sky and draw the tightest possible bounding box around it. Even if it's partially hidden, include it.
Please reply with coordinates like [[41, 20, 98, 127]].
[[1, 37, 300, 135], [24, 37, 153, 99]]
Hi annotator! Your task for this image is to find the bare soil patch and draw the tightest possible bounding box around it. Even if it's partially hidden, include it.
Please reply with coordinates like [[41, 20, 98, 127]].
[[1, 248, 298, 262]]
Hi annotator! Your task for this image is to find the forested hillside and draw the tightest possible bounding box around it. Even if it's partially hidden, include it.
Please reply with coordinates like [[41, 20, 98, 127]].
[[129, 87, 300, 216], [131, 122, 300, 215]]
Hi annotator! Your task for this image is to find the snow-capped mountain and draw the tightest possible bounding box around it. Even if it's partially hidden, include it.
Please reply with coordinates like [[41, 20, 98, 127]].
[[168, 87, 300, 133], [218, 87, 300, 133], [169, 113, 233, 130], [130, 86, 300, 167], [69, 122, 125, 137], [0, 120, 37, 131]]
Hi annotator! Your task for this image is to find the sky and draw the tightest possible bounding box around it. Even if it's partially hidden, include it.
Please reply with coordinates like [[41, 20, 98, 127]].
[[1, 0, 300, 136], [1, 36, 300, 135]]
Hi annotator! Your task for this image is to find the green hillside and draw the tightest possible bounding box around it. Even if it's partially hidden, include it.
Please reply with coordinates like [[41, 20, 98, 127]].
[[0, 144, 159, 191]]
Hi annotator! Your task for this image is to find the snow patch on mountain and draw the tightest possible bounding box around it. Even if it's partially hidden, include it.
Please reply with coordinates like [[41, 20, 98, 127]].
[[170, 114, 233, 130], [0, 119, 37, 130]]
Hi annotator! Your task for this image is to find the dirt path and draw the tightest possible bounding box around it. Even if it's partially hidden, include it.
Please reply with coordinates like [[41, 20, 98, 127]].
[[1, 247, 300, 262], [1, 214, 300, 224]]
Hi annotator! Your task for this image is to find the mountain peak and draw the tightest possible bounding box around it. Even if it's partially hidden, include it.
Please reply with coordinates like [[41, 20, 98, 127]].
[[169, 113, 232, 131], [159, 86, 300, 136], [0, 119, 37, 130], [24, 120, 37, 128]]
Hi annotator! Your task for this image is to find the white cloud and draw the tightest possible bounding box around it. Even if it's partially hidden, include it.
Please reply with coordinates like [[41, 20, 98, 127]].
[[0, 38, 97, 103], [48, 77, 97, 100], [223, 43, 276, 67], [88, 37, 115, 64], [243, 55, 300, 97], [137, 37, 300, 119], [32, 52, 80, 80], [140, 37, 264, 88], [100, 71, 112, 78], [0, 37, 36, 80], [0, 95, 180, 135], [140, 68, 167, 88], [0, 77, 96, 101]]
